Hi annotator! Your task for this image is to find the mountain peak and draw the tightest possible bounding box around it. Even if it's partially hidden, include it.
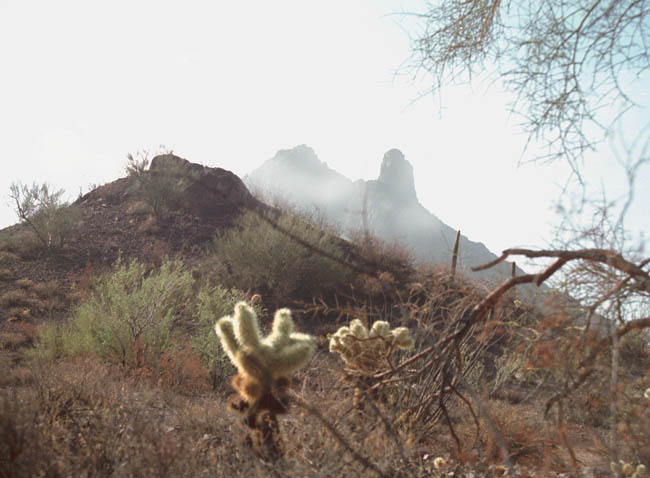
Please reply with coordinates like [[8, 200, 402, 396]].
[[377, 149, 417, 203], [273, 144, 324, 170]]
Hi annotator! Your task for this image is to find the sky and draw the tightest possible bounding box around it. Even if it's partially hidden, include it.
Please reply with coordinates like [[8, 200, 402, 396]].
[[1, 0, 648, 268]]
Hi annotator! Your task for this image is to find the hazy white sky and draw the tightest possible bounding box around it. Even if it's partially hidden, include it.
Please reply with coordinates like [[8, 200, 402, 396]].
[[1, 0, 648, 262]]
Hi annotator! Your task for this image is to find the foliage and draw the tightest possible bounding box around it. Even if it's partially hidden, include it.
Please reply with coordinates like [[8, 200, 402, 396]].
[[193, 285, 251, 387], [208, 211, 353, 306], [34, 257, 194, 367], [9, 181, 81, 249]]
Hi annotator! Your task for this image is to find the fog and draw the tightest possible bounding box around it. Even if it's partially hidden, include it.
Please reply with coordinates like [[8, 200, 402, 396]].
[[1, 0, 648, 262]]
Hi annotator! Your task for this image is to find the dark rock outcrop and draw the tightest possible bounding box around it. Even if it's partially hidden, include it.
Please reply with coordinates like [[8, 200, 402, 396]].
[[150, 154, 255, 221], [377, 149, 417, 204]]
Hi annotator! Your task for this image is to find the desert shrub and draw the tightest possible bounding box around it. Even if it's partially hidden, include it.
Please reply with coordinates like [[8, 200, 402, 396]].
[[192, 285, 251, 389], [208, 211, 354, 306], [9, 181, 82, 250], [125, 151, 197, 222], [349, 230, 413, 279], [34, 257, 194, 367]]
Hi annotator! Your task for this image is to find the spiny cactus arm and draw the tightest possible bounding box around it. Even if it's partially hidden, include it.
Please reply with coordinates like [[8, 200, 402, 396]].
[[272, 308, 294, 335], [349, 319, 369, 338], [215, 317, 239, 364], [369, 321, 390, 337], [233, 302, 262, 348], [265, 308, 296, 349], [267, 339, 316, 377], [235, 347, 272, 384], [391, 327, 414, 349]]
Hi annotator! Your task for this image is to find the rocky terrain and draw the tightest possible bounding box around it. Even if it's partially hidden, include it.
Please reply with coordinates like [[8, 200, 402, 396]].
[[0, 153, 645, 478]]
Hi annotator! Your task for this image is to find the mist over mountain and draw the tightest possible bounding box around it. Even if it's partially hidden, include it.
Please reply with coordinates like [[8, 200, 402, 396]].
[[246, 145, 523, 282]]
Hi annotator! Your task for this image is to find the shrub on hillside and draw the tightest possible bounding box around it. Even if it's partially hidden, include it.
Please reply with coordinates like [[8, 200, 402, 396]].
[[192, 285, 253, 389], [9, 181, 81, 250], [34, 257, 194, 367], [207, 211, 354, 306], [125, 151, 197, 222]]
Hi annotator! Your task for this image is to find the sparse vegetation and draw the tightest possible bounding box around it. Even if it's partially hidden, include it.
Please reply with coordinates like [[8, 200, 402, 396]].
[[1, 158, 647, 477], [125, 150, 198, 222], [193, 285, 251, 389], [207, 211, 354, 306], [9, 181, 81, 250], [33, 257, 194, 367]]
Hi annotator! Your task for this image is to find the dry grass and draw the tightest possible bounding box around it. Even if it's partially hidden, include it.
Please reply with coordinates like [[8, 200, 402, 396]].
[[0, 289, 32, 308], [0, 251, 20, 264], [0, 249, 647, 477]]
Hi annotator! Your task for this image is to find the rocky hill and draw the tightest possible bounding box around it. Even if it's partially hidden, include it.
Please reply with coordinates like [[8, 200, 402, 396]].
[[246, 145, 523, 283], [0, 155, 262, 323]]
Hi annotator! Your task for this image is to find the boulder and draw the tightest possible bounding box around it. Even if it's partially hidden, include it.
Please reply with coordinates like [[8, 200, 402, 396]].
[[149, 154, 255, 220]]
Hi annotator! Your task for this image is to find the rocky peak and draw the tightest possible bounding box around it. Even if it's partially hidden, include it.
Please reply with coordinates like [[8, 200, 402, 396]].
[[272, 144, 325, 172], [149, 154, 255, 220], [377, 149, 417, 203]]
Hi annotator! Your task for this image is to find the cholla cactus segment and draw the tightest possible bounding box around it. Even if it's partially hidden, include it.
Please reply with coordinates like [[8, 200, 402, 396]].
[[370, 321, 390, 337], [329, 319, 414, 373], [392, 327, 415, 349], [215, 302, 316, 381], [612, 461, 647, 478], [350, 319, 369, 339], [433, 457, 447, 470]]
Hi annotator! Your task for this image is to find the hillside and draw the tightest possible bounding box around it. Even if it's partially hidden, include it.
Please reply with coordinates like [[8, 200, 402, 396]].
[[0, 155, 260, 323], [0, 154, 647, 478]]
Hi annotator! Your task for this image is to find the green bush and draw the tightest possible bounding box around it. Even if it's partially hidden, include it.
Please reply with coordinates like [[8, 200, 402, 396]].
[[208, 211, 354, 306], [34, 258, 194, 367], [9, 181, 82, 250], [192, 285, 257, 388]]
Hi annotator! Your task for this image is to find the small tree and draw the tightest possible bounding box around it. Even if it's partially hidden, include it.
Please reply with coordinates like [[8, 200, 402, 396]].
[[9, 181, 81, 249]]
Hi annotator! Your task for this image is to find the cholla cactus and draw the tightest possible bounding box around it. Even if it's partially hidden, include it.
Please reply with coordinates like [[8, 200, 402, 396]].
[[329, 319, 414, 374], [215, 301, 316, 400], [611, 460, 646, 478], [215, 301, 316, 458]]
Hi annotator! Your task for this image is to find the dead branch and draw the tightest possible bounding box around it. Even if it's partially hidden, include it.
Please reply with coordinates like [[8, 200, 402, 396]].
[[473, 248, 650, 287]]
